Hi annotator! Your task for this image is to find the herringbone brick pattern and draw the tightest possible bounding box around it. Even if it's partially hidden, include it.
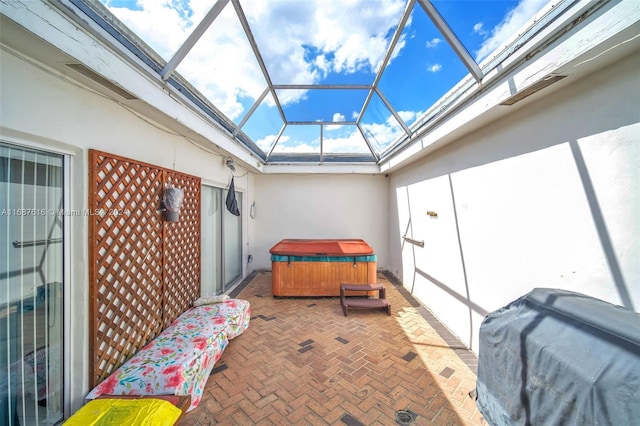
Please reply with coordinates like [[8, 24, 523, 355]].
[[180, 272, 485, 425]]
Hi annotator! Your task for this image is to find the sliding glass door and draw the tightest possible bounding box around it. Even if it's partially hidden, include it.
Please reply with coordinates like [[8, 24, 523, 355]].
[[201, 187, 222, 295], [0, 142, 64, 426], [201, 185, 242, 295], [222, 187, 242, 289]]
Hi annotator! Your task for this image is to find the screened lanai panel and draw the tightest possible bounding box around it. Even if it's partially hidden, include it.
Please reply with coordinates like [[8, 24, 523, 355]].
[[97, 0, 204, 60], [240, 92, 283, 152], [323, 125, 372, 155], [431, 0, 553, 64], [278, 89, 368, 123], [90, 0, 568, 163], [378, 1, 469, 127], [174, 2, 268, 124], [360, 92, 406, 154], [239, 0, 406, 85], [272, 125, 320, 153]]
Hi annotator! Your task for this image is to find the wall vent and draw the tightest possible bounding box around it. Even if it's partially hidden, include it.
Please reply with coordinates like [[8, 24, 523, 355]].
[[501, 75, 566, 105], [65, 63, 137, 100]]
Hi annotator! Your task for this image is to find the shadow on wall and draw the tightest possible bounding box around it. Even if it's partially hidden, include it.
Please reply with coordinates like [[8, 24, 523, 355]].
[[400, 178, 491, 351], [390, 53, 638, 348], [397, 139, 635, 351], [568, 139, 633, 310]]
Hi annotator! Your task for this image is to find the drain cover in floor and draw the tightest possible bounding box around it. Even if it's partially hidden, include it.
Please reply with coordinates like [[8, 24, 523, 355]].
[[395, 409, 418, 425]]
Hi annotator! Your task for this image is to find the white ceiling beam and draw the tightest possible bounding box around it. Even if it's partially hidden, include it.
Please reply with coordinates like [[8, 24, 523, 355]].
[[233, 87, 269, 137], [160, 0, 229, 81], [357, 0, 416, 125], [273, 84, 372, 90], [375, 88, 412, 136], [230, 0, 287, 125], [357, 123, 380, 162], [417, 0, 483, 82]]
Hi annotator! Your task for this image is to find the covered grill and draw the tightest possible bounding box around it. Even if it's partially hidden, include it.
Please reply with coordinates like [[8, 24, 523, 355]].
[[476, 288, 640, 425]]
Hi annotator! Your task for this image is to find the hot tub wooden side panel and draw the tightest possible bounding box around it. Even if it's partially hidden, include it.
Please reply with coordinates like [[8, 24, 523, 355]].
[[272, 261, 376, 296]]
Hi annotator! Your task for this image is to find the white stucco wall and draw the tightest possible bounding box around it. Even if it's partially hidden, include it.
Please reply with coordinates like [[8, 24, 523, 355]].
[[251, 174, 390, 271], [388, 49, 640, 354], [0, 47, 253, 413]]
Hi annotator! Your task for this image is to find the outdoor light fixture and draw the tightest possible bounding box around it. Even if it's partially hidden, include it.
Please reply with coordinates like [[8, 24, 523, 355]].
[[226, 158, 236, 172]]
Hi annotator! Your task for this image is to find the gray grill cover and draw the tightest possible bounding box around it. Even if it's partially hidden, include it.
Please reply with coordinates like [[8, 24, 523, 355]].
[[476, 288, 640, 425]]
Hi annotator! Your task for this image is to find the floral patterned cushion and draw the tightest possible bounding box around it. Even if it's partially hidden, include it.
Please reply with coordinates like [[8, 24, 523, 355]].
[[86, 299, 250, 411], [195, 299, 251, 340]]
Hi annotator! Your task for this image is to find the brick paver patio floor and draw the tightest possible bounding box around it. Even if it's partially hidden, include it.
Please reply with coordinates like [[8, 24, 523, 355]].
[[180, 271, 485, 425]]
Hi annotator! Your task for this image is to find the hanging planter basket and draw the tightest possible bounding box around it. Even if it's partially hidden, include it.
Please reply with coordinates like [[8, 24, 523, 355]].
[[163, 187, 184, 222]]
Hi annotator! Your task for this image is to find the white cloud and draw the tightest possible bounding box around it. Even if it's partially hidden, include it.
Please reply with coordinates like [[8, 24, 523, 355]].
[[427, 64, 442, 73], [475, 0, 550, 62], [243, 0, 407, 84], [397, 109, 426, 125], [104, 0, 191, 59], [361, 115, 405, 151], [325, 112, 346, 130], [314, 54, 330, 79], [425, 37, 442, 48], [323, 129, 371, 154], [305, 0, 406, 75], [473, 22, 486, 36], [254, 134, 278, 151], [272, 139, 319, 153]]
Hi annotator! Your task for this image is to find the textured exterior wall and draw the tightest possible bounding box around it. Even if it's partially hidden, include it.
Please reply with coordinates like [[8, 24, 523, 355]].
[[252, 173, 389, 271], [0, 48, 247, 412], [388, 50, 640, 354]]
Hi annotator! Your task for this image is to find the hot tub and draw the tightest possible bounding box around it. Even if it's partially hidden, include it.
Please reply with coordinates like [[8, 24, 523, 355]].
[[270, 239, 377, 297]]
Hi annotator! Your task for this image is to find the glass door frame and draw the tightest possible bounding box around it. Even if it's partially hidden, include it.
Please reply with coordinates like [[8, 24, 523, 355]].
[[201, 182, 244, 295], [0, 138, 72, 423], [222, 186, 242, 292]]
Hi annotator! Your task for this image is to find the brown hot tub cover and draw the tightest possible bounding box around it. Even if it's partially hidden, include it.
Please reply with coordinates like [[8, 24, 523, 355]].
[[269, 239, 374, 257]]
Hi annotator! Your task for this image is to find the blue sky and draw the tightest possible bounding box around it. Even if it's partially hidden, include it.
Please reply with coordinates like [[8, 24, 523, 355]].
[[100, 0, 551, 155]]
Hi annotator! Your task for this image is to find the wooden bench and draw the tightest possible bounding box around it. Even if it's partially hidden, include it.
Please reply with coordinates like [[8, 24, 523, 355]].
[[340, 283, 391, 316]]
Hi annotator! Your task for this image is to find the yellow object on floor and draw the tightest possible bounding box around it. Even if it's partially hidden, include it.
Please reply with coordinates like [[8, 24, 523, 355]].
[[64, 398, 182, 426]]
